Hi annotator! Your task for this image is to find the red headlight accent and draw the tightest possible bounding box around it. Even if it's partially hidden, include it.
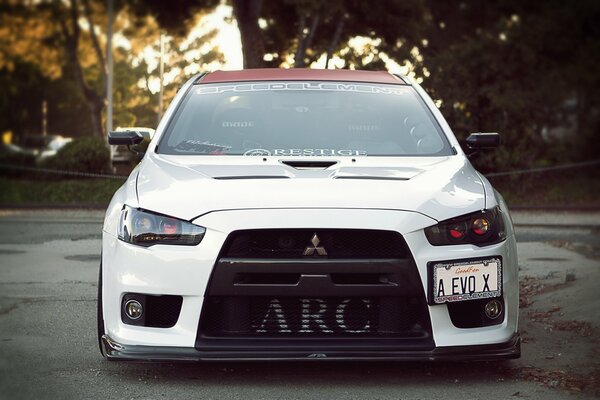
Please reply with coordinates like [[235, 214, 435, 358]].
[[160, 219, 180, 235], [424, 207, 507, 247], [472, 218, 490, 235], [449, 224, 466, 239]]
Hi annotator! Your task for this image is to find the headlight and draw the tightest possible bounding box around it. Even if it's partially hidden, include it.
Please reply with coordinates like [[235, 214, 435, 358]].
[[424, 206, 507, 246], [117, 206, 206, 247]]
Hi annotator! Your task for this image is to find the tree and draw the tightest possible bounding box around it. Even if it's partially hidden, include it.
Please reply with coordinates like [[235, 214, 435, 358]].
[[253, 0, 427, 69], [133, 0, 427, 70], [3, 0, 597, 171], [418, 0, 600, 169], [0, 0, 110, 137], [0, 0, 224, 139], [118, 10, 224, 126], [56, 0, 107, 137], [231, 0, 266, 68]]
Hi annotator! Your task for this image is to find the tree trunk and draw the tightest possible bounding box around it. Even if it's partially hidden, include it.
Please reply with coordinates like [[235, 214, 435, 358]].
[[231, 0, 266, 68], [326, 17, 345, 69], [86, 96, 105, 139], [82, 0, 107, 82], [295, 13, 319, 68], [58, 0, 105, 137], [294, 15, 307, 67]]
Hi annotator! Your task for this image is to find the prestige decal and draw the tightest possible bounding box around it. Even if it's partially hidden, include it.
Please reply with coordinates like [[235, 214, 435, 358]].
[[197, 82, 410, 96], [243, 148, 271, 156], [243, 148, 368, 156]]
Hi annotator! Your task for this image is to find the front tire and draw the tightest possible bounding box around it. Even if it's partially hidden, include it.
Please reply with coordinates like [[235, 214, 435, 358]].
[[97, 262, 106, 357]]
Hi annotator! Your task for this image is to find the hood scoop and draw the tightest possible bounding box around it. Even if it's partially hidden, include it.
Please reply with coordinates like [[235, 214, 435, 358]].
[[331, 166, 423, 181], [214, 175, 290, 180], [334, 176, 409, 181], [281, 160, 338, 170]]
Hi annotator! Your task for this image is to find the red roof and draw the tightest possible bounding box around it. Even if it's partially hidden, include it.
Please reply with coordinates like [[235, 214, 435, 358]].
[[200, 69, 406, 85]]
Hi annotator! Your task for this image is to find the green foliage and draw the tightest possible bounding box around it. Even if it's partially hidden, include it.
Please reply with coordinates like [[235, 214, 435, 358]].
[[129, 0, 220, 37], [0, 61, 44, 138], [0, 178, 124, 204], [417, 0, 600, 170], [0, 1, 224, 140], [490, 168, 600, 207], [0, 60, 93, 140], [42, 137, 110, 175]]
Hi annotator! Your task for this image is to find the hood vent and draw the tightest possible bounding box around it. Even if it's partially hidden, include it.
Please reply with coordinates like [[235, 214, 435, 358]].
[[281, 160, 338, 170], [334, 176, 409, 181], [213, 175, 290, 180]]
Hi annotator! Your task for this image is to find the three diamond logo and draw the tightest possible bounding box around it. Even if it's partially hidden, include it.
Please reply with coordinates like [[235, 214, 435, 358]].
[[303, 233, 328, 256]]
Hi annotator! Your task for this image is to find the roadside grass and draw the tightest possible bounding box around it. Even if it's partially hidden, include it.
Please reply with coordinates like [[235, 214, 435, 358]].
[[0, 178, 124, 205], [490, 171, 600, 208]]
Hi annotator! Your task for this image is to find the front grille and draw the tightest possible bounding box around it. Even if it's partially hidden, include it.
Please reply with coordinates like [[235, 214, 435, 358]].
[[145, 295, 183, 328], [221, 229, 408, 259], [198, 229, 433, 347], [122, 294, 183, 328], [200, 296, 430, 338]]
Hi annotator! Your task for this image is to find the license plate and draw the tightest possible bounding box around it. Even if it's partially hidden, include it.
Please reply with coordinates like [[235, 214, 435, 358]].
[[431, 257, 502, 304]]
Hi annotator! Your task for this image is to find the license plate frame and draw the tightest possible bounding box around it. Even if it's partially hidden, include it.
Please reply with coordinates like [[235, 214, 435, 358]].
[[428, 257, 502, 305]]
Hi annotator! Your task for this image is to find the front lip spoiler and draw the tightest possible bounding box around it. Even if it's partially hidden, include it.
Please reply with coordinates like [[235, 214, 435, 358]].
[[101, 333, 521, 362]]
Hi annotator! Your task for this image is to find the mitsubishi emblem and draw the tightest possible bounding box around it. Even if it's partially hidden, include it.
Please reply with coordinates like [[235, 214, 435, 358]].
[[303, 233, 328, 256]]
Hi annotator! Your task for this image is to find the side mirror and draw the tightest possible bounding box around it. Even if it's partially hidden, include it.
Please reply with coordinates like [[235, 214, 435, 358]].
[[466, 132, 500, 150], [108, 130, 144, 146]]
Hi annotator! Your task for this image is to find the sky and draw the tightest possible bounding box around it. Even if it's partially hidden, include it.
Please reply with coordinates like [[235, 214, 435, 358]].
[[200, 4, 243, 70]]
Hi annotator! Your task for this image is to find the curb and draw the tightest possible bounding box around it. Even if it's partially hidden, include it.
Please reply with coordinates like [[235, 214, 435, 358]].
[[510, 206, 600, 212], [513, 223, 600, 229], [0, 203, 108, 210]]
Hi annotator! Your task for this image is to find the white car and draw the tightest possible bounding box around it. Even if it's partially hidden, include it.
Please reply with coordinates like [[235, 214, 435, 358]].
[[100, 69, 519, 361], [37, 135, 73, 160]]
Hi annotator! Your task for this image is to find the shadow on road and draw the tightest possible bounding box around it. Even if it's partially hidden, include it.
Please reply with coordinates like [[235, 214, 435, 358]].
[[105, 360, 514, 387]]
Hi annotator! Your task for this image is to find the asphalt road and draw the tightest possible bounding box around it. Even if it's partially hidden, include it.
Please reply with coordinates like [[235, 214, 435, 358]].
[[0, 210, 598, 400]]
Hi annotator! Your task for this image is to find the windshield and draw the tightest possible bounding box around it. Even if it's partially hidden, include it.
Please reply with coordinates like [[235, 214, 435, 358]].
[[157, 81, 452, 157]]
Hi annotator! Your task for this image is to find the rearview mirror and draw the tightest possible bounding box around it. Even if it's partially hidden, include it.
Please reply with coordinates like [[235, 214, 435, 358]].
[[466, 132, 500, 150], [108, 130, 144, 146]]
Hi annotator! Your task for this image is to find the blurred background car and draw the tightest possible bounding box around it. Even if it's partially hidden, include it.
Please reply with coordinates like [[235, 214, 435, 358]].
[[0, 142, 37, 157], [19, 134, 73, 161], [37, 136, 73, 161]]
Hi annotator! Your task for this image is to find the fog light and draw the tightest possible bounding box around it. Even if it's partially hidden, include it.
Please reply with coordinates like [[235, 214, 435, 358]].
[[125, 299, 143, 320], [484, 299, 502, 319]]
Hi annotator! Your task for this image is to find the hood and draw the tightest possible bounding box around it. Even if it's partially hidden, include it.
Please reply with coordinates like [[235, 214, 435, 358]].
[[135, 154, 486, 222]]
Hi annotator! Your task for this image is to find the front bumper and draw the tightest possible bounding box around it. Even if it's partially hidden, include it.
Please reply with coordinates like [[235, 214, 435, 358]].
[[101, 333, 521, 362], [102, 208, 519, 357]]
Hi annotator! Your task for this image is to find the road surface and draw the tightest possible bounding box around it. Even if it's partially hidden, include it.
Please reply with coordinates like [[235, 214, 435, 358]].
[[0, 209, 598, 399]]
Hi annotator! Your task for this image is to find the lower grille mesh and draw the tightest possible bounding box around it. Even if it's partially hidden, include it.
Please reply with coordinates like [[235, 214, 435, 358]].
[[145, 295, 183, 328], [200, 296, 429, 338]]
